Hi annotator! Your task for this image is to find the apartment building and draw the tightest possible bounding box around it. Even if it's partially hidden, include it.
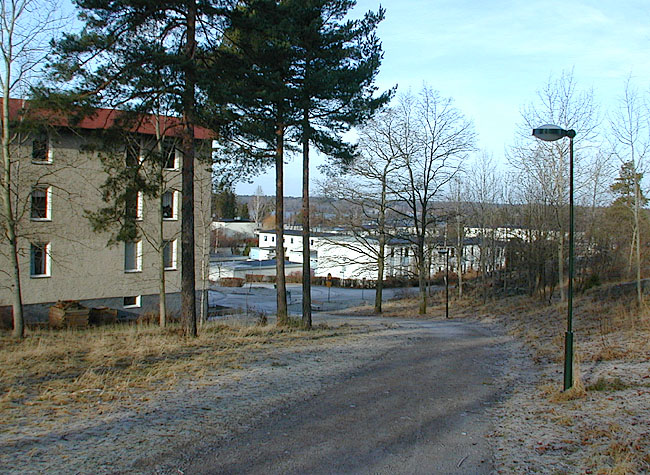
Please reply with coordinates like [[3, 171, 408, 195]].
[[254, 229, 415, 280], [0, 100, 214, 321]]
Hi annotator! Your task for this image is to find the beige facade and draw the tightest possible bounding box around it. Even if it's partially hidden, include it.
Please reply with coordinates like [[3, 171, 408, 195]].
[[0, 109, 213, 320]]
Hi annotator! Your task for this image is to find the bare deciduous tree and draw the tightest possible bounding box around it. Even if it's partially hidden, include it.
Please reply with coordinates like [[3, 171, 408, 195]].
[[389, 87, 476, 314], [609, 77, 649, 307], [1, 0, 65, 337], [320, 108, 402, 312], [509, 70, 599, 301], [251, 185, 268, 229]]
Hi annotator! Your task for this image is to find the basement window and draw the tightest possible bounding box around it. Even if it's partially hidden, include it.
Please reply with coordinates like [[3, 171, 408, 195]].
[[123, 295, 141, 308]]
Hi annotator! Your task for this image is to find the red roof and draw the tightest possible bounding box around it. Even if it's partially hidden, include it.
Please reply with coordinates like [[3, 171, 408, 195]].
[[2, 98, 215, 140]]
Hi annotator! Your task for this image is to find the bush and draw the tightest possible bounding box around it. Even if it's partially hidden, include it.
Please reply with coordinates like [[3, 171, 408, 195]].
[[219, 277, 245, 287], [286, 271, 302, 283]]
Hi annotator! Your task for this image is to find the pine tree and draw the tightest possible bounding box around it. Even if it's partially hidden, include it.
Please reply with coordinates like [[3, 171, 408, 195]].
[[44, 0, 229, 336], [215, 0, 302, 326], [289, 0, 392, 328]]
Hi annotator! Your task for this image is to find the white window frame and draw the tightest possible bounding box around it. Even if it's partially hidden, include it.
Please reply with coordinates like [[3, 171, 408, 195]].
[[124, 240, 143, 273], [123, 295, 141, 308], [136, 191, 143, 221], [32, 133, 51, 164], [163, 239, 177, 270], [30, 186, 52, 221], [30, 242, 51, 278], [162, 190, 178, 221]]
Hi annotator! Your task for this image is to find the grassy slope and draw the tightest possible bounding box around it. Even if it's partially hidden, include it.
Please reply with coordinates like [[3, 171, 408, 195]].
[[0, 322, 357, 424]]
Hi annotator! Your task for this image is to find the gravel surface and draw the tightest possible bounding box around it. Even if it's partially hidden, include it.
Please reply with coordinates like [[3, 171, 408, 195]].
[[0, 316, 519, 474], [155, 319, 514, 475]]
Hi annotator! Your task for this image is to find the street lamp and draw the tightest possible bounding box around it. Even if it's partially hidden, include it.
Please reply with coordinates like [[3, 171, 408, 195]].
[[532, 124, 576, 391], [438, 248, 450, 319]]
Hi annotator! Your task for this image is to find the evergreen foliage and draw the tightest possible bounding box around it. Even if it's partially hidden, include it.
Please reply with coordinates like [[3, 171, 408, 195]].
[[43, 0, 232, 336]]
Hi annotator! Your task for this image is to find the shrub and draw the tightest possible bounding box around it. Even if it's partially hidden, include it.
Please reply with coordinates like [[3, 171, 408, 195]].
[[219, 277, 244, 287]]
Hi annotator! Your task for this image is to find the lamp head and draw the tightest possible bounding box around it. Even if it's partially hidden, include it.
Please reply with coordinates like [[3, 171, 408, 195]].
[[532, 124, 576, 141]]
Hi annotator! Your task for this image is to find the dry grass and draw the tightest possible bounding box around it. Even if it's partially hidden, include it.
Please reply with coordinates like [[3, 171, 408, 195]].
[[459, 283, 650, 474], [0, 321, 356, 422], [342, 290, 457, 319]]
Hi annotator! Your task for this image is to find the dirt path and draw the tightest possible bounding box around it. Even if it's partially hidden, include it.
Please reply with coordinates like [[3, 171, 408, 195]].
[[149, 319, 515, 474]]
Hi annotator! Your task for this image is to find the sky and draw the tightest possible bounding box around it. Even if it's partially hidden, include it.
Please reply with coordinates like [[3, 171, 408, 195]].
[[235, 0, 650, 196]]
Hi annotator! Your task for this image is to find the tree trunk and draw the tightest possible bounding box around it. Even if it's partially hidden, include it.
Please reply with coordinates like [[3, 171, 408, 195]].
[[180, 1, 197, 337], [275, 121, 288, 325], [159, 200, 167, 327], [375, 249, 384, 313], [375, 180, 387, 313], [301, 110, 312, 329], [2, 72, 24, 338], [154, 120, 167, 327]]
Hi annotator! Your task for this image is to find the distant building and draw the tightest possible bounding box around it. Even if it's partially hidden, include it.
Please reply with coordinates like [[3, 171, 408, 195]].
[[254, 229, 415, 280], [210, 219, 257, 239]]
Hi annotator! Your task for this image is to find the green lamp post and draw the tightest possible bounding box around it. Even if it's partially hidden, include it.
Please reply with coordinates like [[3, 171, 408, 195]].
[[532, 124, 576, 391], [438, 248, 450, 319]]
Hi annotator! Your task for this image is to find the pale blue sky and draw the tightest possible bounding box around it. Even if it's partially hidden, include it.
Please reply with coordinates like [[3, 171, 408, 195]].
[[237, 0, 650, 196]]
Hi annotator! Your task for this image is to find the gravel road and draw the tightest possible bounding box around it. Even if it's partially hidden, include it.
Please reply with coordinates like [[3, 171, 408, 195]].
[[155, 318, 513, 474]]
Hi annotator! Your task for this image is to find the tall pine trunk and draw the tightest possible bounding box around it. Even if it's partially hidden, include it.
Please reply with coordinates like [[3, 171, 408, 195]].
[[301, 110, 312, 328], [275, 121, 288, 325], [180, 1, 197, 337]]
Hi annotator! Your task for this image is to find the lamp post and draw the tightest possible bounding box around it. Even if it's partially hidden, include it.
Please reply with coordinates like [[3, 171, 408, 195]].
[[438, 248, 450, 319], [532, 124, 576, 391]]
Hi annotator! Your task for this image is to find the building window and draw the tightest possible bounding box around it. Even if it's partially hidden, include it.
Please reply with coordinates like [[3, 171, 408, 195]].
[[125, 190, 143, 222], [124, 240, 142, 272], [290, 238, 294, 244], [162, 190, 178, 220], [32, 133, 50, 163], [310, 239, 314, 245], [123, 295, 141, 308], [163, 239, 177, 270], [136, 191, 143, 220], [264, 235, 268, 242], [162, 141, 180, 170], [125, 140, 142, 167], [30, 242, 50, 277], [30, 186, 51, 220], [271, 236, 275, 242]]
